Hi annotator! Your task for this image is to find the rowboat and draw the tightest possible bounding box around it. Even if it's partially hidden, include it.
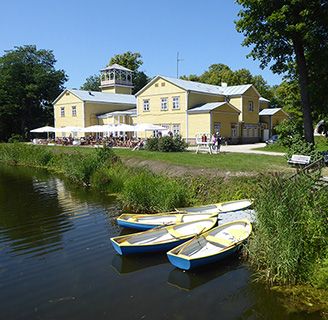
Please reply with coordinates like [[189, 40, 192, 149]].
[[176, 199, 252, 214], [167, 219, 252, 270], [110, 218, 217, 255], [116, 212, 217, 231]]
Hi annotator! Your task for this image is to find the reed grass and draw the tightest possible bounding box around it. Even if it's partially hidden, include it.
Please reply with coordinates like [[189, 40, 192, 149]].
[[249, 173, 328, 286]]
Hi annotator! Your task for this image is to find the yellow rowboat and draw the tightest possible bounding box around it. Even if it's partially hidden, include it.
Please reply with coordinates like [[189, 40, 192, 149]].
[[110, 217, 217, 255], [176, 199, 253, 214], [116, 212, 217, 231], [167, 219, 252, 270]]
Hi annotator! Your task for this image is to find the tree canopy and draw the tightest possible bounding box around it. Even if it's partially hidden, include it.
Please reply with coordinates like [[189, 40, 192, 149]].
[[80, 74, 101, 92], [0, 45, 67, 141], [235, 0, 328, 143], [181, 63, 272, 99]]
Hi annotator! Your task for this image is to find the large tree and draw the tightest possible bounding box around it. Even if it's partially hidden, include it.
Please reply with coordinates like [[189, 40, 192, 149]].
[[235, 0, 328, 144], [80, 74, 101, 91], [0, 45, 67, 141]]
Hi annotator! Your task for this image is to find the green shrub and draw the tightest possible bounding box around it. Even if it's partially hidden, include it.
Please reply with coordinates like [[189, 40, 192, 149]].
[[91, 164, 130, 193], [286, 135, 322, 162], [120, 169, 189, 212], [8, 134, 24, 143], [145, 137, 159, 151], [249, 174, 328, 285], [157, 135, 187, 152]]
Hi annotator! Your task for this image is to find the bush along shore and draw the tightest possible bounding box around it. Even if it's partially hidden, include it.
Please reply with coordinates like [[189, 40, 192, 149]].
[[0, 143, 327, 313]]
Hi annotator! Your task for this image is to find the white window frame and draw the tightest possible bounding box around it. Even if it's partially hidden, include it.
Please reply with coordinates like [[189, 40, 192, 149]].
[[172, 96, 180, 110], [172, 123, 180, 136], [231, 123, 238, 137], [60, 107, 65, 117], [72, 105, 77, 117], [143, 99, 150, 112], [161, 98, 168, 111], [248, 101, 254, 112]]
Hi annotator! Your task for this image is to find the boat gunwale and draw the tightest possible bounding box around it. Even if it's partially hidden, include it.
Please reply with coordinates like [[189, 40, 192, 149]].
[[111, 218, 217, 248], [167, 219, 252, 261]]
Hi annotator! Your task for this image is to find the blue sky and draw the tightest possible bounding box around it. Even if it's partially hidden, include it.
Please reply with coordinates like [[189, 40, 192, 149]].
[[0, 0, 283, 88]]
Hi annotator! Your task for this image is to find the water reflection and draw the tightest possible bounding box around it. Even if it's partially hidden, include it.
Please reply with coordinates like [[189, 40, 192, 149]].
[[0, 165, 117, 258], [167, 256, 242, 291], [111, 254, 168, 274]]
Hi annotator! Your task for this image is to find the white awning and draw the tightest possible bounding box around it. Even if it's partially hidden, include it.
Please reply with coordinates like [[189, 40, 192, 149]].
[[30, 126, 56, 133]]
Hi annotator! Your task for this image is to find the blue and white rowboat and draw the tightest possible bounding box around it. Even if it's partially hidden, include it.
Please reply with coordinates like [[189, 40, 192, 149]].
[[167, 219, 252, 270], [116, 212, 217, 230], [176, 199, 252, 214], [110, 217, 217, 255]]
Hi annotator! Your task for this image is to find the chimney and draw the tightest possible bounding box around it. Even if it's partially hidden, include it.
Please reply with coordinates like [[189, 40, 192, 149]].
[[221, 82, 228, 87]]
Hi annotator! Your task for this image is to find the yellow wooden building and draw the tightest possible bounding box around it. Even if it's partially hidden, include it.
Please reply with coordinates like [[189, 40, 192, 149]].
[[53, 64, 136, 137], [53, 63, 286, 143], [136, 76, 264, 143]]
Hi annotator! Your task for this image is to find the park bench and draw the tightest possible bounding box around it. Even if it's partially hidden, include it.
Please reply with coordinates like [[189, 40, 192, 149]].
[[287, 154, 311, 168]]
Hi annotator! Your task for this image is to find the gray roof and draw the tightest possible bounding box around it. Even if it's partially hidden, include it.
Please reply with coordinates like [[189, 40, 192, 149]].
[[100, 63, 132, 72], [259, 97, 270, 103], [97, 108, 137, 119], [188, 102, 240, 114], [259, 108, 282, 116], [68, 89, 136, 105], [137, 75, 257, 97]]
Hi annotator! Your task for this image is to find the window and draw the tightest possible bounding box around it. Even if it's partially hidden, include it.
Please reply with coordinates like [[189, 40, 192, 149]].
[[155, 83, 159, 87], [72, 106, 77, 117], [214, 122, 221, 134], [248, 101, 254, 112], [60, 107, 65, 117], [172, 96, 180, 110], [172, 124, 180, 136], [161, 98, 168, 111], [161, 124, 170, 130], [161, 82, 165, 87], [231, 124, 238, 137], [143, 99, 150, 111]]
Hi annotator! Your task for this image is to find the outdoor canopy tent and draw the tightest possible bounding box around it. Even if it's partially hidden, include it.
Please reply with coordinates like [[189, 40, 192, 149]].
[[30, 126, 56, 133], [133, 123, 167, 132], [55, 126, 82, 132]]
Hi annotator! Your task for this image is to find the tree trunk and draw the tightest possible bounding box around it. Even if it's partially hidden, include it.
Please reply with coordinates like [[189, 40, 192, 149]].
[[293, 37, 314, 144]]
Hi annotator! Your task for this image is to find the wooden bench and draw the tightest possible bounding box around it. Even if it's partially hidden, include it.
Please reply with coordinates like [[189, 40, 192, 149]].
[[288, 154, 311, 169]]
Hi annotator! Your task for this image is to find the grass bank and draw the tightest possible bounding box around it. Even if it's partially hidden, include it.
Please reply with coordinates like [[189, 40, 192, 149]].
[[0, 143, 261, 212], [250, 173, 328, 289], [42, 145, 289, 173]]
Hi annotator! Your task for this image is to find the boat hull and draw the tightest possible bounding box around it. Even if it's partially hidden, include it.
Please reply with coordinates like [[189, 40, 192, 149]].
[[167, 244, 241, 270], [116, 219, 158, 230], [111, 238, 187, 255]]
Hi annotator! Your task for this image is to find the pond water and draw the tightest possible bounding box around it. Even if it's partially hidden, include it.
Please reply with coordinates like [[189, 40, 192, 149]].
[[0, 165, 322, 320]]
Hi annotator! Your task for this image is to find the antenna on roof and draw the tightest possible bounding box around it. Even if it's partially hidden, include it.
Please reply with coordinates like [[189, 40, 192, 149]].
[[176, 52, 184, 78]]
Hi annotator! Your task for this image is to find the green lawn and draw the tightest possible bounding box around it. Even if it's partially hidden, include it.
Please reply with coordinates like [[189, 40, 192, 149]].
[[114, 148, 289, 172], [45, 145, 289, 173]]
